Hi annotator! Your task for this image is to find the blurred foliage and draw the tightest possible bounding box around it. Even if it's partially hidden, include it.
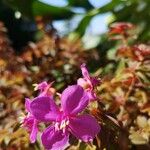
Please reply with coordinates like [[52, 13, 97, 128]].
[[4, 0, 74, 20], [0, 0, 150, 149], [0, 0, 149, 51], [0, 0, 36, 50], [1, 0, 150, 44], [0, 19, 149, 149], [95, 23, 150, 149], [74, 0, 150, 42]]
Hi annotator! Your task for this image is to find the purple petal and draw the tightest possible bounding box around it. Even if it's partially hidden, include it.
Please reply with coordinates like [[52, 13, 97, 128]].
[[42, 126, 69, 150], [81, 63, 90, 80], [69, 115, 100, 142], [30, 119, 38, 143], [61, 85, 89, 115], [81, 64, 101, 87], [87, 91, 97, 101], [25, 98, 31, 112], [37, 81, 48, 91], [30, 96, 60, 122], [23, 116, 38, 143]]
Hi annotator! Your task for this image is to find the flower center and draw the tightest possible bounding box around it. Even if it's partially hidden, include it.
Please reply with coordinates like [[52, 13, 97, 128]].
[[54, 118, 69, 133]]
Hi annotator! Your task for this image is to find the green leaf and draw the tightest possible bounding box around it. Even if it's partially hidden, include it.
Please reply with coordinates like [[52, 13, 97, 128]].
[[4, 0, 74, 20], [67, 0, 94, 10]]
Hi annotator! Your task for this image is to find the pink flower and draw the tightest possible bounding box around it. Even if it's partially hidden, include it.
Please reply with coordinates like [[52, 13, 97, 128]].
[[22, 81, 56, 143], [22, 98, 38, 143], [30, 85, 100, 150], [77, 64, 100, 101]]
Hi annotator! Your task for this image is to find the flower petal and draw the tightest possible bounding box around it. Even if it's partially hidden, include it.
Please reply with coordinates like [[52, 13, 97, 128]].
[[30, 96, 60, 122], [25, 98, 31, 112], [81, 63, 90, 80], [61, 85, 89, 115], [37, 81, 48, 91], [30, 119, 38, 143], [87, 91, 97, 101], [81, 64, 101, 87], [42, 126, 69, 150], [69, 115, 100, 142], [23, 116, 38, 143]]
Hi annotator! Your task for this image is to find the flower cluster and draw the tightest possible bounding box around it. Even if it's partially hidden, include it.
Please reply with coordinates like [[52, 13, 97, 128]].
[[22, 64, 101, 150]]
